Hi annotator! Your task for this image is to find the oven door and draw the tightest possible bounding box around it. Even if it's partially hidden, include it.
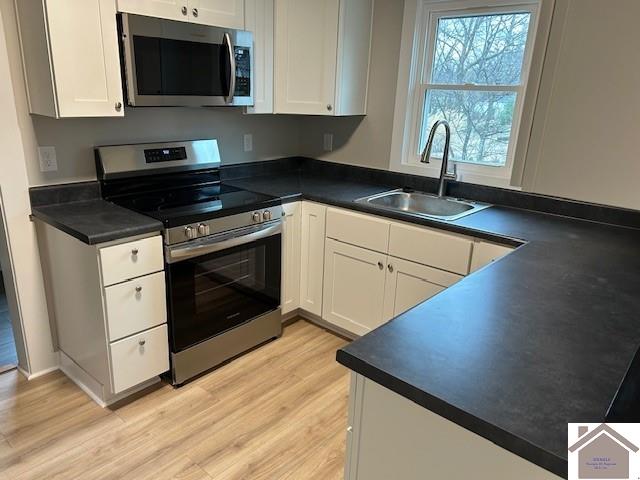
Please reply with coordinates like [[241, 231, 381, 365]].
[[165, 222, 281, 353], [121, 13, 253, 107]]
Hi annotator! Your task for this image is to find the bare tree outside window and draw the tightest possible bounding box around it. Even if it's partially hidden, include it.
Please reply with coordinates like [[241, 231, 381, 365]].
[[420, 12, 531, 167]]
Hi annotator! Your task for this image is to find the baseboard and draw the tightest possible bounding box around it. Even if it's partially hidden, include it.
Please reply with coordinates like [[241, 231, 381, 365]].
[[296, 309, 357, 341], [59, 350, 160, 408], [19, 364, 59, 380]]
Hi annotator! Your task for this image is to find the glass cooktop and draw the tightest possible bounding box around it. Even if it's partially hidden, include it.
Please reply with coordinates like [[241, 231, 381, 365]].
[[113, 183, 280, 227]]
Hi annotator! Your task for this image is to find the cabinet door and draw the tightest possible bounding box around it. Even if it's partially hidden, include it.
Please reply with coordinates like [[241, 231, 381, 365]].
[[281, 202, 301, 315], [323, 239, 386, 336], [245, 0, 274, 114], [383, 257, 463, 322], [189, 0, 245, 28], [274, 0, 339, 115], [470, 241, 515, 273], [117, 0, 187, 21], [299, 202, 327, 316], [46, 0, 124, 117]]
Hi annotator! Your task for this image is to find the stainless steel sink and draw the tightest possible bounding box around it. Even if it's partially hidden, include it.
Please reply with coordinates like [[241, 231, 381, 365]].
[[355, 189, 490, 221]]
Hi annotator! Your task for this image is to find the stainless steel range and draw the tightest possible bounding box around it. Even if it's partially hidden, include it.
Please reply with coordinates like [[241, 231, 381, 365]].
[[96, 139, 282, 385]]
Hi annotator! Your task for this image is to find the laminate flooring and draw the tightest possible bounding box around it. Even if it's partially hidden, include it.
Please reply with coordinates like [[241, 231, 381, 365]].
[[0, 319, 350, 480]]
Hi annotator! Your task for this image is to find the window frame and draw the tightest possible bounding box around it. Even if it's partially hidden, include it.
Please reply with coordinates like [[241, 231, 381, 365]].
[[390, 0, 544, 188]]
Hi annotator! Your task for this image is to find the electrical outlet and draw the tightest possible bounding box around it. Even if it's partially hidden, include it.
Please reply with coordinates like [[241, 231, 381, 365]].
[[323, 133, 333, 152], [38, 146, 57, 172], [243, 133, 253, 152]]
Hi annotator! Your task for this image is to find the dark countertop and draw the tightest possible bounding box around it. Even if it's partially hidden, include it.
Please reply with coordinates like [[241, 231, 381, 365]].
[[227, 172, 640, 478], [31, 200, 163, 245]]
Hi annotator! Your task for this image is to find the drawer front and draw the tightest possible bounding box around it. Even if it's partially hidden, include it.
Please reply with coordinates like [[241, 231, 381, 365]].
[[470, 241, 515, 273], [326, 208, 390, 253], [109, 324, 169, 394], [104, 271, 167, 342], [389, 223, 472, 275], [100, 236, 164, 286]]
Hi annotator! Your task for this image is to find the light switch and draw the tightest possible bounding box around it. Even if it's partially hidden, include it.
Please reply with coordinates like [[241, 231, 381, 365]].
[[38, 146, 57, 172]]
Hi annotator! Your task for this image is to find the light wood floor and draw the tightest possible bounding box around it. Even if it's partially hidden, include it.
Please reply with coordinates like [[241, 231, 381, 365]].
[[0, 319, 350, 480]]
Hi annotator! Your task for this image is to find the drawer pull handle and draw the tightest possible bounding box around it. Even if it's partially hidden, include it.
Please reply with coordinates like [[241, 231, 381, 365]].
[[131, 248, 139, 256], [377, 261, 383, 270], [138, 340, 146, 346], [135, 286, 142, 293]]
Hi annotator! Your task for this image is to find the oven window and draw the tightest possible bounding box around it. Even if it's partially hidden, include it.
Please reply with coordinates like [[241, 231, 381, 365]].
[[133, 35, 231, 96], [167, 234, 281, 352]]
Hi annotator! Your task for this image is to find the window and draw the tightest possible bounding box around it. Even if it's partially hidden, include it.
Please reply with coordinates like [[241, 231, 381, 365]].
[[391, 0, 544, 188]]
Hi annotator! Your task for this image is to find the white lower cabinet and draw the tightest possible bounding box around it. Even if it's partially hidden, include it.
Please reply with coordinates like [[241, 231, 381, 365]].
[[35, 222, 169, 406], [284, 203, 515, 337], [470, 240, 515, 273], [382, 257, 463, 322], [322, 239, 387, 336], [299, 202, 327, 316], [345, 373, 562, 480], [281, 202, 301, 315], [110, 324, 170, 394], [104, 271, 167, 341]]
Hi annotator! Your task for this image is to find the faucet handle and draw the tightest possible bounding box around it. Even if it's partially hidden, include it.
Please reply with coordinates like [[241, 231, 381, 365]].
[[444, 161, 458, 181]]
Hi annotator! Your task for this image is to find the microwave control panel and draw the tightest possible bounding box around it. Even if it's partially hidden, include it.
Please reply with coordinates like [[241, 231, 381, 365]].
[[234, 47, 251, 97]]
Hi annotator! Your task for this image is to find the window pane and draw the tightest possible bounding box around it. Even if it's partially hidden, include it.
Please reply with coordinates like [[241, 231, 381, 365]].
[[420, 89, 517, 167], [431, 13, 531, 86]]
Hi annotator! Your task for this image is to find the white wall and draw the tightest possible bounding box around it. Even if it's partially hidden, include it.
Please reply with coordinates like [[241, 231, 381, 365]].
[[30, 109, 304, 186], [0, 2, 57, 376], [521, 0, 640, 210]]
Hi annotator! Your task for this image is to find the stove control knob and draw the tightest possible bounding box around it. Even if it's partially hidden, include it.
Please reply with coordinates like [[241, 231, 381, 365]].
[[184, 226, 197, 239], [198, 223, 210, 236], [252, 211, 262, 223], [263, 210, 272, 221]]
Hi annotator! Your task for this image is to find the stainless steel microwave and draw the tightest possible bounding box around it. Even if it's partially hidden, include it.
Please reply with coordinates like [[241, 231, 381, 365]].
[[120, 14, 253, 107]]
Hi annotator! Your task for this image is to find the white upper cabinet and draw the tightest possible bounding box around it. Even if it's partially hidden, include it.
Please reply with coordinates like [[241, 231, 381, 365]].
[[117, 0, 189, 22], [274, 0, 373, 115], [245, 0, 274, 114], [117, 0, 244, 28], [16, 0, 124, 118], [190, 0, 245, 28]]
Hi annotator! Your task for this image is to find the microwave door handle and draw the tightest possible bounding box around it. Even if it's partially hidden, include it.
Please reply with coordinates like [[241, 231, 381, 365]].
[[167, 222, 281, 263], [223, 32, 236, 105]]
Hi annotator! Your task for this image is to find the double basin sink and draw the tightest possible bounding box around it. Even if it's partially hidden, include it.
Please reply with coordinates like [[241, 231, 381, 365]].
[[355, 189, 490, 221]]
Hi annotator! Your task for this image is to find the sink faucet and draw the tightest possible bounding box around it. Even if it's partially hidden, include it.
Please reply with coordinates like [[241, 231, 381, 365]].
[[420, 120, 457, 197]]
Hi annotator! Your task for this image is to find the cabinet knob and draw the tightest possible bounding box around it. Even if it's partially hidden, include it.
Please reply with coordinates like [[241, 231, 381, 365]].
[[138, 339, 146, 346], [378, 261, 383, 270], [135, 286, 142, 293], [347, 426, 353, 433], [326, 104, 333, 112], [192, 7, 198, 17], [388, 264, 394, 273], [115, 101, 122, 112], [131, 248, 139, 256], [181, 5, 187, 15]]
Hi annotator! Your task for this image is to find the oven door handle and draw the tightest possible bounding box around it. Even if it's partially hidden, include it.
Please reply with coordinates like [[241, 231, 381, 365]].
[[166, 222, 281, 263], [223, 32, 236, 105]]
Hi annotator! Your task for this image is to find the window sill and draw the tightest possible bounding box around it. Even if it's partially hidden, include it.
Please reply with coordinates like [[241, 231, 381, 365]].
[[389, 162, 522, 190]]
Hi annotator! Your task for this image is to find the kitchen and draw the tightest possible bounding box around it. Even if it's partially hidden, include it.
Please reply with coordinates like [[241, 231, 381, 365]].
[[0, 0, 639, 479]]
